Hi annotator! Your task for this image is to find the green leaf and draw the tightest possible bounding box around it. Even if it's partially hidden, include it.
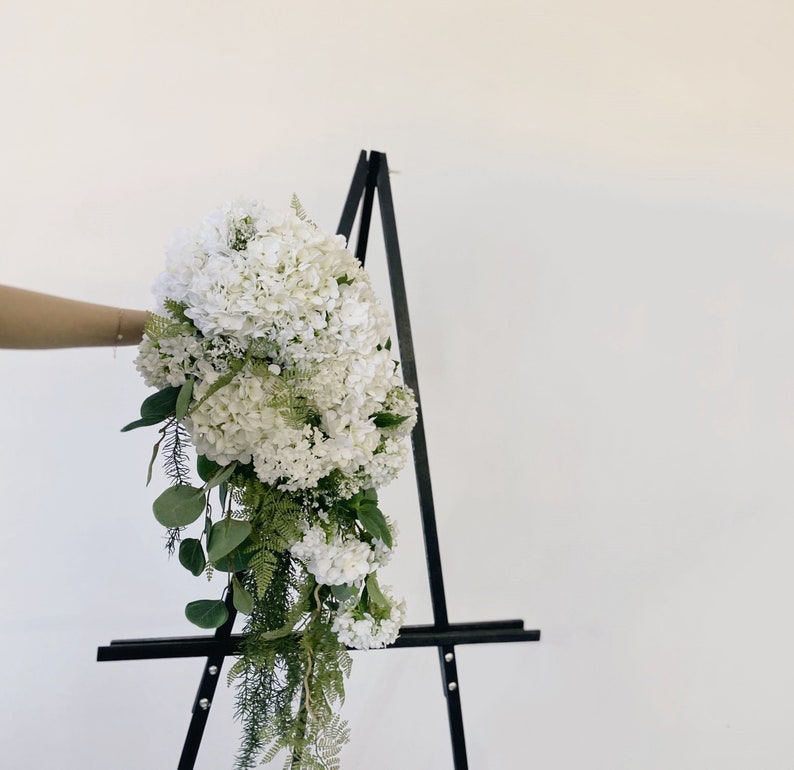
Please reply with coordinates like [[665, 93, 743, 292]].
[[372, 412, 409, 429], [175, 378, 194, 421], [122, 385, 182, 431], [204, 461, 237, 491], [207, 518, 252, 562], [196, 454, 221, 483], [146, 434, 165, 487], [357, 504, 392, 548], [331, 584, 357, 603], [342, 488, 377, 513], [212, 539, 257, 572], [178, 538, 206, 577], [140, 386, 181, 420], [152, 484, 206, 527], [120, 415, 165, 432], [366, 573, 389, 610], [232, 576, 254, 615], [185, 599, 228, 629]]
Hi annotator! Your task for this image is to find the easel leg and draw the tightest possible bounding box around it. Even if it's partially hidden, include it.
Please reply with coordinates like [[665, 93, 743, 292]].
[[178, 592, 238, 770], [440, 645, 468, 770], [373, 150, 471, 769]]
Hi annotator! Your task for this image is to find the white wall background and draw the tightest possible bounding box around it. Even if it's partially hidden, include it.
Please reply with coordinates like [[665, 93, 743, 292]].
[[1, 1, 793, 768]]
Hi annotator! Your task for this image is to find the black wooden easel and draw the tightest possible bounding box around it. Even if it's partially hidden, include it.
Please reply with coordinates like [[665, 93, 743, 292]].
[[98, 150, 540, 769]]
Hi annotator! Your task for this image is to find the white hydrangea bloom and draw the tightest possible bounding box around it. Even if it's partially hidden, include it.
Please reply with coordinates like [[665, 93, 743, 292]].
[[135, 336, 169, 389], [135, 333, 245, 390], [252, 424, 338, 492], [289, 521, 396, 586], [153, 201, 376, 351], [331, 587, 407, 649], [186, 373, 280, 466], [134, 333, 202, 388], [290, 525, 374, 586], [141, 199, 417, 494]]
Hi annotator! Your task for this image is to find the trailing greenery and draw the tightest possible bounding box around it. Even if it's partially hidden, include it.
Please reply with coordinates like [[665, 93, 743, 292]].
[[124, 403, 355, 768], [229, 554, 352, 770], [231, 472, 303, 597], [124, 374, 393, 767]]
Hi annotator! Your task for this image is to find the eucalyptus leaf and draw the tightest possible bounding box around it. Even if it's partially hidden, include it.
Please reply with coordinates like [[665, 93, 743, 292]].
[[153, 484, 206, 528], [205, 461, 237, 491], [140, 386, 181, 420], [207, 519, 252, 562], [178, 538, 206, 577], [185, 599, 229, 629], [357, 504, 392, 548], [197, 454, 221, 483], [212, 540, 257, 572], [232, 577, 254, 615], [365, 573, 390, 610], [331, 584, 357, 603], [175, 378, 194, 421]]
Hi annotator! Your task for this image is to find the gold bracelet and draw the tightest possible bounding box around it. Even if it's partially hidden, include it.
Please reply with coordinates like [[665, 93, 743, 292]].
[[113, 308, 124, 358]]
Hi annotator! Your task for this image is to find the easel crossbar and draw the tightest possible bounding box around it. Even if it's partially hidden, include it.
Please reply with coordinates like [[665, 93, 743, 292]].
[[98, 621, 540, 662]]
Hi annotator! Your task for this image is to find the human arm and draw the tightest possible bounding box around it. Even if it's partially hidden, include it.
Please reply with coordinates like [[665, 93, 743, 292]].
[[0, 285, 148, 349]]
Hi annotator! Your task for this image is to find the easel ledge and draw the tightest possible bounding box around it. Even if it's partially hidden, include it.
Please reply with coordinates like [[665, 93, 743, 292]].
[[99, 620, 540, 661]]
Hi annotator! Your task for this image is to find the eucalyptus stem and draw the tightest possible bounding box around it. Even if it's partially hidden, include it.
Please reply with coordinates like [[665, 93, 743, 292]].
[[290, 683, 309, 769], [290, 581, 325, 768], [302, 648, 314, 718]]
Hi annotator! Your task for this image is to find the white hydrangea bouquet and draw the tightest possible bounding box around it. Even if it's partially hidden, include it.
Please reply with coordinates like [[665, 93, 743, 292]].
[[124, 197, 417, 769]]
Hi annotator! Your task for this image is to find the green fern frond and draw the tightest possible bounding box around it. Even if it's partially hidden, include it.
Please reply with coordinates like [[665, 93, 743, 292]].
[[247, 359, 277, 379], [290, 194, 316, 227], [144, 311, 194, 340], [163, 299, 191, 324], [268, 387, 320, 430], [250, 548, 278, 598]]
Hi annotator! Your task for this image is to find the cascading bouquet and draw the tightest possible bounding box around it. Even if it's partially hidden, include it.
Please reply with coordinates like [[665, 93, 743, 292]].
[[124, 197, 417, 769]]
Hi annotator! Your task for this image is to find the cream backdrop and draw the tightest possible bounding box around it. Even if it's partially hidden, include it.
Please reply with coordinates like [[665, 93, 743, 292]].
[[2, 1, 793, 769]]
